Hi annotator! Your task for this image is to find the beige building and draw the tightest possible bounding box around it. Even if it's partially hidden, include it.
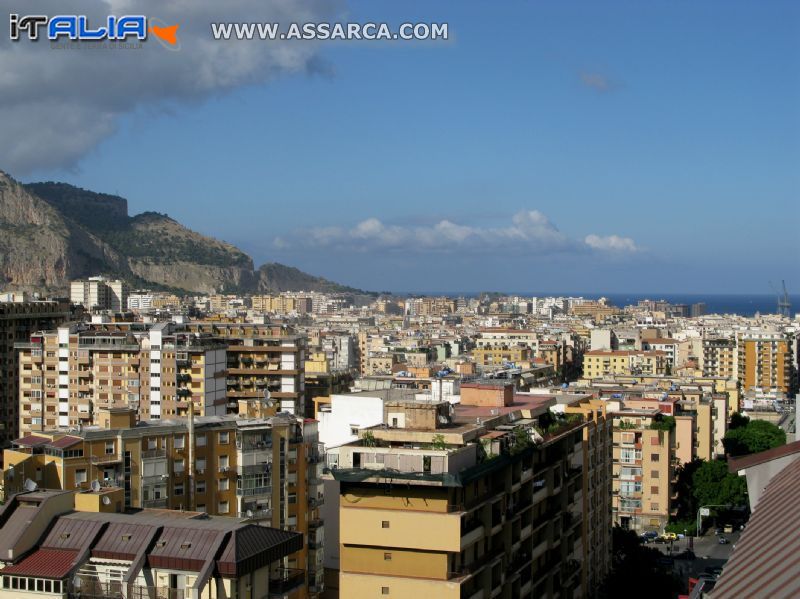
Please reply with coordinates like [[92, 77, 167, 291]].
[[611, 407, 676, 533], [327, 391, 612, 599], [0, 299, 70, 460], [583, 350, 667, 379], [703, 337, 737, 380], [4, 410, 325, 597], [0, 488, 303, 599], [70, 277, 128, 312]]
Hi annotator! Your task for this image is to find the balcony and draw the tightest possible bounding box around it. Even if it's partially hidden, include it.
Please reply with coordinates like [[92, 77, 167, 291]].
[[238, 508, 272, 520], [142, 449, 166, 459], [460, 520, 485, 550], [268, 568, 305, 597], [237, 485, 272, 497]]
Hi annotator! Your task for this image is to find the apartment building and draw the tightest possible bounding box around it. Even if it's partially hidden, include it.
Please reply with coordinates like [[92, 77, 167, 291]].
[[3, 410, 325, 597], [0, 488, 304, 599], [737, 331, 794, 393], [641, 338, 679, 370], [253, 295, 314, 315], [70, 277, 128, 312], [560, 397, 613, 593], [582, 350, 667, 379], [472, 346, 532, 367], [17, 321, 308, 429], [326, 391, 611, 599], [610, 407, 676, 533], [0, 299, 70, 459], [702, 337, 737, 380], [16, 323, 229, 436]]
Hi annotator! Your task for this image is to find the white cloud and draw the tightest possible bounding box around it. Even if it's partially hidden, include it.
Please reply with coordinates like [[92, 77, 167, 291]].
[[0, 0, 343, 173], [584, 234, 638, 252], [276, 210, 638, 254]]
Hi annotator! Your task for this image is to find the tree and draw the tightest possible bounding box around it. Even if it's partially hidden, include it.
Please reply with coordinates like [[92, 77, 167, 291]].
[[729, 412, 750, 430], [723, 419, 786, 457], [600, 527, 682, 598], [672, 458, 704, 520], [691, 459, 748, 509]]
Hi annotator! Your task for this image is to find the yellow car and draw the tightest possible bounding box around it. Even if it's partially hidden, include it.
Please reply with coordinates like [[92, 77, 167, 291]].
[[661, 532, 678, 542]]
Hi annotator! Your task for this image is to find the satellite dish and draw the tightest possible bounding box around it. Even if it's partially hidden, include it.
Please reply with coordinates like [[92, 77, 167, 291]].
[[246, 509, 253, 518], [23, 479, 38, 492], [90, 479, 101, 492], [102, 496, 111, 505]]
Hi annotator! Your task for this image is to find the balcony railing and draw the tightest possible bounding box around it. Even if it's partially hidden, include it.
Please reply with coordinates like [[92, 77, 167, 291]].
[[142, 449, 166, 459], [268, 568, 305, 596], [237, 485, 272, 497], [70, 579, 185, 599]]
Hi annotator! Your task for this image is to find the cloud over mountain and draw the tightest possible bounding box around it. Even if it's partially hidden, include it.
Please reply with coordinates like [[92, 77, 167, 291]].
[[0, 0, 342, 173], [275, 210, 638, 254]]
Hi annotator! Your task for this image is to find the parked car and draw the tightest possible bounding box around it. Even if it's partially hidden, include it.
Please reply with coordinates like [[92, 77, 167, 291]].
[[640, 531, 659, 543], [718, 536, 729, 544], [661, 532, 678, 542], [715, 527, 724, 535], [723, 524, 734, 534]]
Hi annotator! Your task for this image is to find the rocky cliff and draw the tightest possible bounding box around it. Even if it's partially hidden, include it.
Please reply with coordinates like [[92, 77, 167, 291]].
[[0, 171, 363, 295]]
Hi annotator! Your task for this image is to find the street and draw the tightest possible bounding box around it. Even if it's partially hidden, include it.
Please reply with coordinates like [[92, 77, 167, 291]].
[[650, 531, 740, 591]]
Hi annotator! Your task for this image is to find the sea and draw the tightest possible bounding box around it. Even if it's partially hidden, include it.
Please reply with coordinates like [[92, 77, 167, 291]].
[[413, 293, 799, 318]]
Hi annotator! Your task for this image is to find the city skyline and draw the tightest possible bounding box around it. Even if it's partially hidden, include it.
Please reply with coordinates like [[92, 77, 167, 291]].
[[3, 1, 798, 292]]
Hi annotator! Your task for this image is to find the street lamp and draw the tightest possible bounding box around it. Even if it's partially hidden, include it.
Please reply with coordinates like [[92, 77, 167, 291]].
[[696, 504, 731, 540]]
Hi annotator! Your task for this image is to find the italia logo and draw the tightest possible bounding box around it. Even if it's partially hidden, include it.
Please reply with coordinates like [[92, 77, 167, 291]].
[[9, 14, 180, 48]]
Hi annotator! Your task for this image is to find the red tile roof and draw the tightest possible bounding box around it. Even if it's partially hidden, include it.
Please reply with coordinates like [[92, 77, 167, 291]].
[[13, 435, 50, 447], [46, 436, 83, 449], [2, 548, 79, 579], [711, 458, 800, 598]]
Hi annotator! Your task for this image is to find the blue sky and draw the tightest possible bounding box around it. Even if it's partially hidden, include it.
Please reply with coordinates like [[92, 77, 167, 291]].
[[9, 0, 800, 293]]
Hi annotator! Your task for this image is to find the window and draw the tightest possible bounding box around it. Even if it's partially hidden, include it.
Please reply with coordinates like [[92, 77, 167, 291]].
[[620, 448, 641, 464], [650, 502, 660, 511], [175, 484, 184, 496], [218, 500, 229, 514], [650, 454, 660, 462], [196, 434, 206, 447], [650, 486, 659, 494], [147, 438, 157, 450], [381, 520, 390, 528], [382, 587, 390, 595], [196, 481, 206, 494], [105, 441, 115, 455], [219, 431, 229, 444], [75, 469, 88, 484], [219, 455, 229, 471], [384, 552, 392, 561], [174, 436, 185, 449], [174, 459, 185, 474], [651, 470, 659, 479], [196, 458, 206, 473], [219, 478, 229, 491]]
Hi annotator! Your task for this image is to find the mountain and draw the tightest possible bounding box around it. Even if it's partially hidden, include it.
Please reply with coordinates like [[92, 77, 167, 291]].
[[0, 171, 364, 295]]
